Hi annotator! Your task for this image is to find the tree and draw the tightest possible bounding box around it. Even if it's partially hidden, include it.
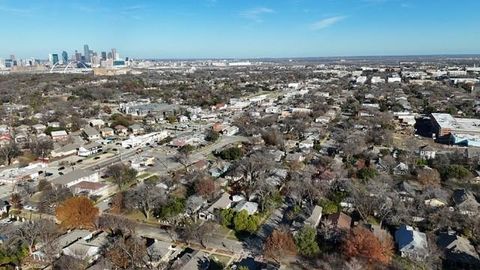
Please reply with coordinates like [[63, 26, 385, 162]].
[[235, 151, 274, 199], [106, 164, 137, 189], [29, 138, 54, 158], [220, 208, 235, 227], [105, 236, 148, 269], [0, 141, 20, 165], [179, 220, 216, 248], [439, 164, 471, 181], [55, 196, 99, 229], [194, 177, 216, 198], [110, 192, 125, 214], [342, 227, 394, 265], [416, 167, 441, 186], [357, 167, 377, 181], [37, 179, 51, 192], [125, 183, 166, 220], [205, 130, 220, 142], [218, 147, 243, 160], [15, 220, 58, 255], [295, 226, 320, 257], [97, 214, 135, 237], [264, 229, 297, 263], [10, 193, 22, 210], [348, 179, 394, 225], [174, 144, 195, 170], [153, 197, 185, 219], [38, 186, 72, 214], [233, 210, 260, 233], [53, 255, 87, 270]]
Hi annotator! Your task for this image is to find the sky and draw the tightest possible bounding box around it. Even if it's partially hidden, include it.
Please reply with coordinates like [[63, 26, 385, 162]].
[[0, 0, 479, 59]]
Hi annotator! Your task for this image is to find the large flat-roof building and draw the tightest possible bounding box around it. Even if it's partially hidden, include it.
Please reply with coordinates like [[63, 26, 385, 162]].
[[431, 113, 480, 146]]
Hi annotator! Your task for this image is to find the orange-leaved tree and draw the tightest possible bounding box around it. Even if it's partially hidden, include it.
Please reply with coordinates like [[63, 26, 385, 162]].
[[342, 227, 394, 265], [264, 228, 297, 263], [55, 196, 99, 230]]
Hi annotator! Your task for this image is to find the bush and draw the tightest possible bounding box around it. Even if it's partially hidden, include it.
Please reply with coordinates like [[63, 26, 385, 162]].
[[439, 165, 471, 181], [217, 147, 243, 160], [220, 209, 260, 234], [154, 198, 186, 219], [319, 199, 338, 215], [357, 167, 378, 181], [295, 227, 320, 257], [205, 130, 220, 142]]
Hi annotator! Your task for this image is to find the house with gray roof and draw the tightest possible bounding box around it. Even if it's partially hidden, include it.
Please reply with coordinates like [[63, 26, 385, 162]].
[[394, 225, 428, 261], [437, 230, 480, 269], [51, 169, 99, 188]]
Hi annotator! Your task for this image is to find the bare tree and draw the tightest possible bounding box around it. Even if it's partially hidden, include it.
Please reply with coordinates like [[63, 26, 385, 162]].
[[234, 151, 274, 199], [105, 235, 149, 270], [97, 214, 136, 236], [124, 183, 167, 220], [0, 141, 20, 165], [14, 219, 59, 255]]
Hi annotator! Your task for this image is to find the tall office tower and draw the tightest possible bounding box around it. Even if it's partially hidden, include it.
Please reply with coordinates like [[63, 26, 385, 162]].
[[101, 51, 107, 61], [84, 44, 90, 62], [49, 54, 59, 65], [62, 51, 68, 64], [75, 50, 81, 61], [107, 52, 113, 60], [111, 48, 117, 60], [10, 55, 15, 61]]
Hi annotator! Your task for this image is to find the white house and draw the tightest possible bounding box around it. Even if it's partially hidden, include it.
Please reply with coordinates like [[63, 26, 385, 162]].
[[77, 142, 103, 157]]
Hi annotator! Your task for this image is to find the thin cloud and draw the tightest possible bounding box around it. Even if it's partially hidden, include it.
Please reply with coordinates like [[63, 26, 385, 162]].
[[311, 16, 347, 30], [241, 7, 275, 22], [0, 5, 33, 15]]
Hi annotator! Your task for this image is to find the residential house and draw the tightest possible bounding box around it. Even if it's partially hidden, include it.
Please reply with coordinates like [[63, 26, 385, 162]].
[[221, 126, 239, 136], [393, 162, 409, 175], [51, 169, 99, 188], [100, 127, 114, 138], [129, 124, 145, 135], [114, 125, 128, 136], [32, 124, 47, 134], [171, 250, 209, 270], [285, 153, 305, 163], [51, 130, 69, 141], [418, 145, 436, 160], [51, 143, 80, 158], [48, 121, 61, 128], [327, 212, 352, 231], [304, 205, 323, 228], [452, 189, 480, 215], [0, 134, 13, 146], [0, 201, 9, 215], [395, 181, 422, 202], [62, 231, 108, 263], [437, 230, 480, 269], [395, 225, 428, 261], [234, 201, 258, 215], [199, 192, 232, 220], [145, 239, 179, 266], [88, 119, 105, 128], [70, 181, 109, 197], [82, 126, 101, 141], [77, 142, 103, 157], [186, 196, 207, 217]]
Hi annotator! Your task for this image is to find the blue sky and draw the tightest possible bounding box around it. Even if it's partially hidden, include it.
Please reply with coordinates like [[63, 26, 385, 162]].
[[0, 0, 479, 59]]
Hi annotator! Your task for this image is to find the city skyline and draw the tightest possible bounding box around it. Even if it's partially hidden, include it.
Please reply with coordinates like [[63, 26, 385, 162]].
[[0, 0, 479, 59]]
